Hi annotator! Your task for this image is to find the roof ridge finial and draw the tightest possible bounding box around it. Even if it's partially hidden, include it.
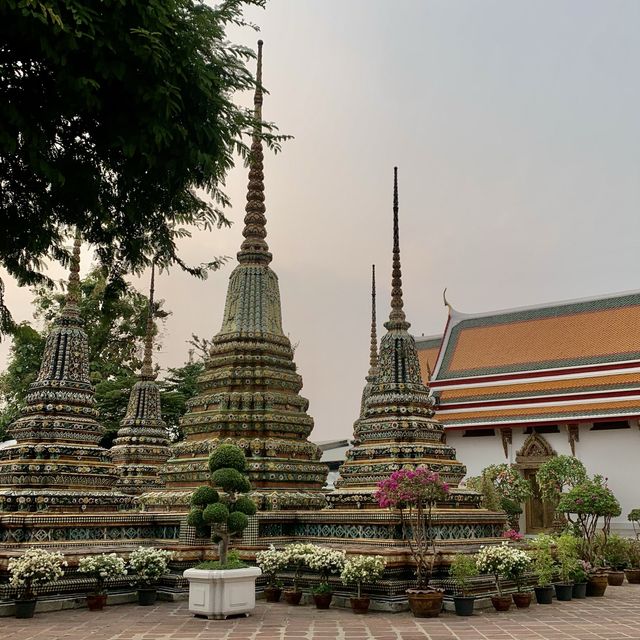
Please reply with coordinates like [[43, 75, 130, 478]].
[[368, 264, 378, 377], [385, 167, 410, 331], [61, 231, 82, 321], [140, 262, 156, 380], [237, 39, 272, 266]]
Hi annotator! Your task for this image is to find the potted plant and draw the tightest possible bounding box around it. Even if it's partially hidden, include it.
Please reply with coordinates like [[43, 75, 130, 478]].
[[555, 533, 580, 601], [78, 553, 128, 611], [256, 545, 288, 603], [628, 508, 640, 539], [449, 554, 478, 616], [476, 543, 528, 611], [340, 555, 386, 614], [569, 560, 590, 598], [625, 538, 640, 584], [557, 475, 620, 597], [282, 543, 317, 605], [375, 467, 449, 618], [536, 455, 588, 526], [603, 534, 629, 586], [307, 547, 346, 609], [183, 444, 260, 619], [8, 548, 66, 618], [529, 534, 555, 604], [128, 546, 173, 606], [507, 549, 533, 609]]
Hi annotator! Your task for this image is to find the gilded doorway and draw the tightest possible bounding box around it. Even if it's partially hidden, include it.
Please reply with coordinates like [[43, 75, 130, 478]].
[[515, 433, 556, 534]]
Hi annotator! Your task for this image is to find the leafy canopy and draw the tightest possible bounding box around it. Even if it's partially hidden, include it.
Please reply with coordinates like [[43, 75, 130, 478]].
[[0, 0, 285, 333]]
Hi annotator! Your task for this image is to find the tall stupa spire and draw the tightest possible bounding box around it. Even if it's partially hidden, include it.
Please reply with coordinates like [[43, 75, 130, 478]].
[[60, 232, 82, 322], [146, 41, 327, 511], [140, 263, 156, 380], [368, 264, 378, 378], [111, 264, 170, 494], [386, 167, 410, 331], [238, 39, 272, 266]]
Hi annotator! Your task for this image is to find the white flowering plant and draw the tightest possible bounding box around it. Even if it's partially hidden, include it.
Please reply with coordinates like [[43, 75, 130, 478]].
[[78, 553, 127, 595], [307, 547, 346, 594], [340, 555, 386, 599], [8, 548, 67, 600], [128, 547, 173, 588], [255, 545, 288, 587], [476, 543, 531, 596], [282, 543, 318, 591]]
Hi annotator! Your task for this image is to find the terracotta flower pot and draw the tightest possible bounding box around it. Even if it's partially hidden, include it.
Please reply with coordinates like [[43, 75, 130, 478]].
[[534, 586, 554, 604], [491, 595, 512, 612], [407, 590, 444, 618], [283, 590, 303, 606], [453, 596, 475, 616], [625, 569, 640, 584], [14, 598, 37, 619], [313, 592, 333, 609], [137, 588, 157, 606], [608, 571, 625, 586], [555, 583, 573, 601], [586, 574, 608, 597], [572, 583, 587, 599], [86, 593, 107, 611], [350, 596, 370, 614], [264, 586, 282, 603], [512, 592, 532, 609]]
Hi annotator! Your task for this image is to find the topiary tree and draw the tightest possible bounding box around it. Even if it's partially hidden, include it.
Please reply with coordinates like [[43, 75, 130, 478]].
[[187, 444, 256, 566]]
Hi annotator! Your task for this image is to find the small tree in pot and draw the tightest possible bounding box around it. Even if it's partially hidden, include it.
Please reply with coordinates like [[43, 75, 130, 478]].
[[449, 554, 478, 616], [307, 547, 346, 609], [78, 553, 127, 611], [375, 467, 449, 618], [528, 534, 555, 604], [628, 508, 640, 539], [477, 543, 530, 611], [625, 538, 640, 584], [8, 548, 66, 618], [183, 444, 260, 619], [555, 533, 580, 601], [340, 555, 386, 614], [602, 534, 629, 586], [128, 547, 173, 606], [282, 543, 317, 605]]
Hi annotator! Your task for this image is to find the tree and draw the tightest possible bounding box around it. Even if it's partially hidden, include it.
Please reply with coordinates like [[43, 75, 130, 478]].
[[0, 0, 285, 334], [160, 360, 206, 442]]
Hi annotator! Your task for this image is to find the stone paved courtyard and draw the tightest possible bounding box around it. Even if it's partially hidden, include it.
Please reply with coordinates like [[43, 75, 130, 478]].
[[2, 585, 640, 640]]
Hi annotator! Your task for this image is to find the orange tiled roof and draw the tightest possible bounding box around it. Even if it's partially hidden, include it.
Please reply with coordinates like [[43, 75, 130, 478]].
[[415, 336, 442, 382]]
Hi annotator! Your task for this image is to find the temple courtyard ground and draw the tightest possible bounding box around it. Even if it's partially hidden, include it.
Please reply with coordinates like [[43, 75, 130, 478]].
[[2, 585, 640, 640]]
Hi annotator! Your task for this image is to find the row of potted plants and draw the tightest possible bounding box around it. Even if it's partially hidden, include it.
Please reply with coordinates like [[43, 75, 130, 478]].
[[8, 546, 173, 618], [255, 544, 386, 614]]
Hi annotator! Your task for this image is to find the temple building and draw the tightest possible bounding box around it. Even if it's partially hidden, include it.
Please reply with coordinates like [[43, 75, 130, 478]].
[[0, 236, 131, 512], [141, 41, 328, 512], [111, 266, 171, 494], [418, 290, 640, 535]]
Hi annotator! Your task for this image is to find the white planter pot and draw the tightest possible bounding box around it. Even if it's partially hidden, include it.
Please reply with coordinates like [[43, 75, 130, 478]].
[[183, 567, 262, 620]]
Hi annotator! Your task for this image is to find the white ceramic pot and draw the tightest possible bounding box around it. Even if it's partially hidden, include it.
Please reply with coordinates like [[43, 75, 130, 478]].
[[183, 567, 262, 620]]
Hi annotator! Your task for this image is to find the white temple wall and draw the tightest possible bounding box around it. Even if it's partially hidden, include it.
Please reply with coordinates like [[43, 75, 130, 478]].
[[448, 426, 637, 535]]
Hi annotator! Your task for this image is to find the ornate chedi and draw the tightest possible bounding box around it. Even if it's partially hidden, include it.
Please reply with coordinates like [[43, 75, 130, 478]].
[[327, 168, 478, 509], [142, 41, 327, 512], [110, 266, 171, 494], [0, 236, 131, 513], [358, 265, 379, 417]]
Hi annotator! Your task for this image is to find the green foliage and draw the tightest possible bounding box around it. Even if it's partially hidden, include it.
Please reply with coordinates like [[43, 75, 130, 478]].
[[536, 456, 588, 503], [311, 582, 332, 595], [558, 476, 621, 518], [227, 511, 249, 534], [0, 0, 290, 333], [602, 534, 629, 570], [203, 503, 229, 525], [449, 554, 478, 597], [186, 507, 204, 529], [628, 509, 640, 522], [465, 473, 501, 512], [234, 496, 257, 516], [159, 359, 205, 441], [528, 534, 555, 587], [212, 468, 251, 494], [191, 487, 219, 507], [196, 551, 247, 571], [209, 444, 247, 473], [484, 464, 532, 504], [556, 533, 581, 583], [500, 497, 523, 516], [626, 539, 640, 569]]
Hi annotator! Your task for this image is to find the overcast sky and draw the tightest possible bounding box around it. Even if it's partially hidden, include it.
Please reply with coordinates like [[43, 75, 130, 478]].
[[2, 1, 640, 442]]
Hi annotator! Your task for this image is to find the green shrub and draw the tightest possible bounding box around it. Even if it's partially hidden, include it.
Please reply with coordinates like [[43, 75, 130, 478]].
[[234, 496, 258, 516], [187, 507, 204, 528], [203, 503, 229, 525], [227, 511, 249, 534], [196, 551, 247, 571], [191, 486, 219, 507], [603, 534, 629, 570], [212, 468, 251, 494], [209, 444, 247, 473], [449, 554, 478, 597]]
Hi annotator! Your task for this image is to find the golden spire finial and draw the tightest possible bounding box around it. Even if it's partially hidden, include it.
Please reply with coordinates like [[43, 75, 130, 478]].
[[140, 263, 156, 380], [238, 39, 272, 266], [385, 167, 410, 331]]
